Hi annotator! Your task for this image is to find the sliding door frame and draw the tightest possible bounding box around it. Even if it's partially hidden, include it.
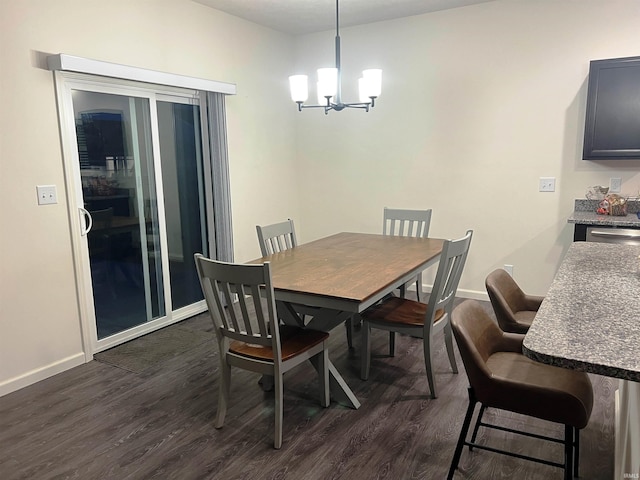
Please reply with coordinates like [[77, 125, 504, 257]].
[[54, 71, 213, 357]]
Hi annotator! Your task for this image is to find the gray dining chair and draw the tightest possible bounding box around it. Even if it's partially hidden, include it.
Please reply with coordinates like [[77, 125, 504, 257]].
[[256, 219, 355, 349], [361, 230, 473, 399], [256, 219, 298, 256], [194, 254, 330, 449], [383, 207, 433, 302]]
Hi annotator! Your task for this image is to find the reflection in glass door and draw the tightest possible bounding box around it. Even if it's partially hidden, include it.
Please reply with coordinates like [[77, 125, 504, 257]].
[[157, 101, 207, 310], [73, 90, 166, 339]]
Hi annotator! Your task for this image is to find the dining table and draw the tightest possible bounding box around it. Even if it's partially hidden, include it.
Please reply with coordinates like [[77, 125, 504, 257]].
[[251, 231, 445, 409], [522, 242, 640, 478]]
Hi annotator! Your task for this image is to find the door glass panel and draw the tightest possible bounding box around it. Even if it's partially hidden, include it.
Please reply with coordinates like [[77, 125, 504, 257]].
[[72, 90, 166, 339], [157, 101, 207, 309]]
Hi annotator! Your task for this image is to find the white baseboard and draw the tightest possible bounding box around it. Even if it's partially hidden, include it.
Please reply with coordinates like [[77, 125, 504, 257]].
[[454, 288, 489, 302], [413, 285, 488, 302], [0, 302, 208, 398], [0, 352, 86, 398]]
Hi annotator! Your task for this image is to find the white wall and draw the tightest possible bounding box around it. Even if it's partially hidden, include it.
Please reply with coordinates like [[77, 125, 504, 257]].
[[2, 0, 640, 397], [0, 0, 300, 396], [292, 0, 640, 296]]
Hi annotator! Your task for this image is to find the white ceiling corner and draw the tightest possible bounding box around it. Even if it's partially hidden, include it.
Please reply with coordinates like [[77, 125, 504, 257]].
[[192, 0, 496, 35]]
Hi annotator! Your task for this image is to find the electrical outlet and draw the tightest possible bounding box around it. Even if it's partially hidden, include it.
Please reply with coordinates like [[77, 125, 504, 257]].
[[36, 185, 58, 205], [504, 264, 514, 276], [539, 177, 556, 192], [610, 177, 622, 193]]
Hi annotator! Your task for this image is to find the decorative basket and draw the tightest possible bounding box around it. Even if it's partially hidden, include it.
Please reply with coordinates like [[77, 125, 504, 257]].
[[598, 194, 628, 216]]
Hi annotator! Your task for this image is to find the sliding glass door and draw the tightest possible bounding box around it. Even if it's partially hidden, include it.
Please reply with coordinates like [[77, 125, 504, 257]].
[[63, 78, 210, 351], [157, 100, 208, 310]]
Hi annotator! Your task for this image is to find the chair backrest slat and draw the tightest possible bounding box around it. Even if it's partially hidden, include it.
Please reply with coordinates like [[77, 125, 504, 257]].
[[256, 219, 297, 256], [251, 284, 269, 337], [383, 207, 432, 238], [236, 284, 254, 336], [221, 280, 242, 332]]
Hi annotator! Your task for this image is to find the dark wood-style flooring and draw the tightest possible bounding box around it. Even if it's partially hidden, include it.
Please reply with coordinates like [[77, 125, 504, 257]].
[[0, 300, 615, 480]]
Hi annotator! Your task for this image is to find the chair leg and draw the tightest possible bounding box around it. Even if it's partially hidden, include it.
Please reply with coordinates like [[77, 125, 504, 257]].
[[389, 331, 395, 357], [318, 346, 330, 408], [274, 373, 284, 449], [416, 276, 422, 302], [574, 427, 580, 478], [423, 333, 437, 399], [345, 317, 353, 349], [215, 356, 231, 428], [361, 321, 371, 380], [447, 389, 477, 480], [469, 404, 486, 451], [564, 425, 573, 480], [444, 322, 458, 374]]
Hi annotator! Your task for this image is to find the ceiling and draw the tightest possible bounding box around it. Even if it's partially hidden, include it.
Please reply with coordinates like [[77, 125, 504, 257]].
[[192, 0, 495, 35]]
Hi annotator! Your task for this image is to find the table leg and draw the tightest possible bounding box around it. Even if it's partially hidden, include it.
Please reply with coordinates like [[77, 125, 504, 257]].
[[309, 356, 361, 410], [259, 359, 360, 410], [258, 375, 274, 392], [275, 300, 361, 409]]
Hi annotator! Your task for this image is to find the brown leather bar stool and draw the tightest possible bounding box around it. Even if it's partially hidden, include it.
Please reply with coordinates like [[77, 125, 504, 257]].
[[448, 300, 593, 480], [485, 268, 544, 333]]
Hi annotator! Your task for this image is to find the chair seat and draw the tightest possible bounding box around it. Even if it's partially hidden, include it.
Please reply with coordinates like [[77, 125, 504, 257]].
[[513, 310, 536, 329], [230, 325, 329, 362], [485, 351, 593, 429], [362, 296, 445, 327]]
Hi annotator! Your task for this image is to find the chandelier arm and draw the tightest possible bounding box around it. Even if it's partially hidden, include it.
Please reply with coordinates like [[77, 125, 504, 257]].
[[298, 104, 332, 110]]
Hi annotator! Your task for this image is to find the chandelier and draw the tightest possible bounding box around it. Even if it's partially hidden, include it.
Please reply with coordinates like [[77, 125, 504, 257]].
[[288, 0, 382, 114]]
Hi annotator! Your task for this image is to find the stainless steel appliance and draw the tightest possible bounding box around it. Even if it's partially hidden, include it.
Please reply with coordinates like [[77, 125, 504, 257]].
[[585, 226, 640, 245]]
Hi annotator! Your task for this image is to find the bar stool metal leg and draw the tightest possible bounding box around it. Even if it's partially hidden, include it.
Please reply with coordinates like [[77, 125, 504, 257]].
[[448, 388, 477, 480]]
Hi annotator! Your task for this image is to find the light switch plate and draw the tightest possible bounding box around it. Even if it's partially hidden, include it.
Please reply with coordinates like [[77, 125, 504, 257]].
[[610, 177, 622, 193], [36, 185, 58, 205], [539, 177, 556, 192]]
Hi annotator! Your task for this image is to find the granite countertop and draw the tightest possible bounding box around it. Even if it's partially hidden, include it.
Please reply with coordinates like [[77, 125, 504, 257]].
[[523, 242, 640, 381], [568, 211, 640, 227], [568, 198, 640, 227]]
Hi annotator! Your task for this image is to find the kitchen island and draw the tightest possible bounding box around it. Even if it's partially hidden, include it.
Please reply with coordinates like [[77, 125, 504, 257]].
[[523, 242, 639, 478]]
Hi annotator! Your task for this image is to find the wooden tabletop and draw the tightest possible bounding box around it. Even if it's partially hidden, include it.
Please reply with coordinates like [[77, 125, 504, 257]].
[[251, 232, 444, 313]]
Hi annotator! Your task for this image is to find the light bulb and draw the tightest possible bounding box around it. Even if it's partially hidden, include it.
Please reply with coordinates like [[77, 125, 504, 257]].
[[289, 75, 308, 102], [317, 68, 338, 98], [361, 69, 382, 98]]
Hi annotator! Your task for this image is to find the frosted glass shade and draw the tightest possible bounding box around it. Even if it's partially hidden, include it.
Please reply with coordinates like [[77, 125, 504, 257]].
[[289, 75, 308, 102], [360, 69, 382, 99], [317, 68, 338, 98], [358, 77, 369, 103]]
